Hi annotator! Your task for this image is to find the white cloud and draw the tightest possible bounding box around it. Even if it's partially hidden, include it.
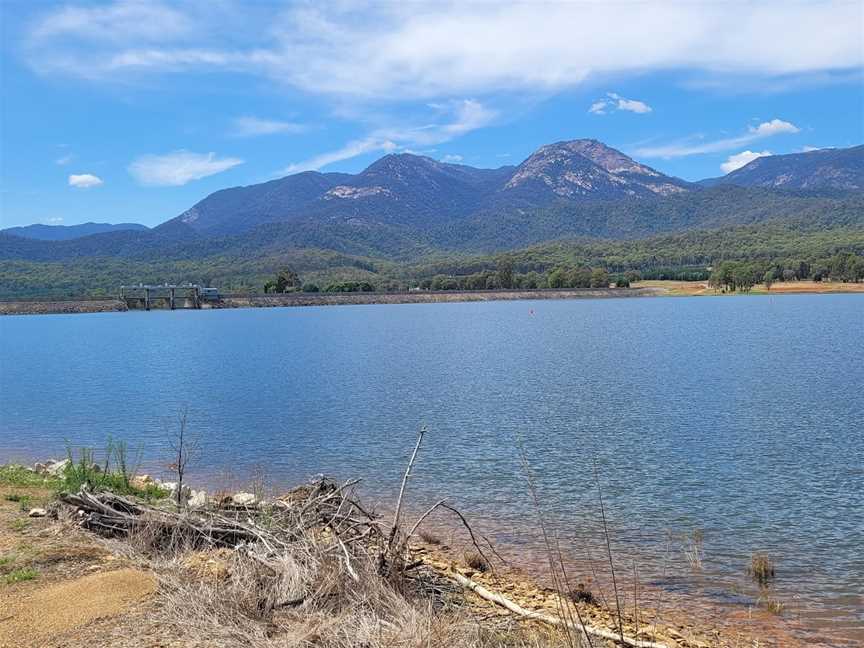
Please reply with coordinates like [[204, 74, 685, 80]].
[[613, 98, 652, 114], [636, 118, 800, 158], [24, 2, 863, 96], [283, 138, 397, 174], [55, 153, 74, 165], [748, 118, 800, 137], [44, 217, 64, 224], [721, 150, 772, 174], [441, 154, 463, 163], [232, 116, 307, 137], [590, 92, 652, 115], [588, 101, 608, 115], [128, 151, 243, 186], [68, 173, 103, 188], [281, 99, 495, 173], [31, 1, 192, 43]]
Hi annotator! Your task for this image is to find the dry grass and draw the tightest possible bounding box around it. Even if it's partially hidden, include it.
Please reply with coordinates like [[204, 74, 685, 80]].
[[635, 279, 864, 297], [682, 529, 704, 572], [463, 551, 490, 574], [749, 553, 775, 586], [757, 593, 785, 616], [418, 529, 443, 545], [124, 505, 573, 648], [58, 472, 577, 648]]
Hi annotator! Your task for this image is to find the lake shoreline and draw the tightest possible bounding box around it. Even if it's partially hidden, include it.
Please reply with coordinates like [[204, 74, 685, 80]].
[[1, 461, 801, 648], [0, 286, 661, 315], [3, 281, 863, 315]]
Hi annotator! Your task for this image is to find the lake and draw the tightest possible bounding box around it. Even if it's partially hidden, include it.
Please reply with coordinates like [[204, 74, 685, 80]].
[[1, 294, 862, 645]]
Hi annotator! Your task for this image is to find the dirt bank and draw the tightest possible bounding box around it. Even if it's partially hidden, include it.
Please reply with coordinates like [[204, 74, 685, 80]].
[[0, 288, 659, 316], [217, 287, 662, 310], [0, 299, 127, 316]]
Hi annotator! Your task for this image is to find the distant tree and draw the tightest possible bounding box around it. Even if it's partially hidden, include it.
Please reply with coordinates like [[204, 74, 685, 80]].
[[763, 270, 774, 291], [275, 267, 300, 293], [496, 258, 514, 289], [263, 279, 277, 294], [590, 267, 610, 288], [302, 283, 320, 293], [615, 275, 630, 288], [547, 267, 568, 289], [569, 266, 593, 288]]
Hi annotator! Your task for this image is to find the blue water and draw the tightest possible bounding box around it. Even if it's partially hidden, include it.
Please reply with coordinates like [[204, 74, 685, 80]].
[[1, 294, 862, 643]]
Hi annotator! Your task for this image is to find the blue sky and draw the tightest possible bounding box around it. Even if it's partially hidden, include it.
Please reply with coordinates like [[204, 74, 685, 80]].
[[1, 1, 862, 229]]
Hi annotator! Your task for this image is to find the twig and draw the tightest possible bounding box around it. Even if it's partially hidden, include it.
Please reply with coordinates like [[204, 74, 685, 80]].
[[405, 498, 447, 543], [594, 457, 625, 645]]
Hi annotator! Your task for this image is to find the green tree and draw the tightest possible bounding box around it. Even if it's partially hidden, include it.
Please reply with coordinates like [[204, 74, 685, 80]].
[[275, 267, 300, 293], [496, 258, 514, 289], [548, 267, 568, 289], [763, 270, 774, 291], [590, 267, 610, 288]]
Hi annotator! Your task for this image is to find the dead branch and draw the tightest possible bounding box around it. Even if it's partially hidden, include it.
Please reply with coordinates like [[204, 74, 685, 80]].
[[452, 571, 668, 648]]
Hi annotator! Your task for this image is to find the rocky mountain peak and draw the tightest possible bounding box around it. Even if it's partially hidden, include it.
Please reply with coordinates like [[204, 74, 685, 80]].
[[505, 138, 689, 199]]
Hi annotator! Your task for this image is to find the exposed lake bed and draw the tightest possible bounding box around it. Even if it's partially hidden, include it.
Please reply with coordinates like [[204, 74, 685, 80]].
[[2, 294, 862, 645]]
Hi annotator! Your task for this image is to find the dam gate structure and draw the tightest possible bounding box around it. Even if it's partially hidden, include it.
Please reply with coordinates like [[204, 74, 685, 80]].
[[119, 284, 220, 310]]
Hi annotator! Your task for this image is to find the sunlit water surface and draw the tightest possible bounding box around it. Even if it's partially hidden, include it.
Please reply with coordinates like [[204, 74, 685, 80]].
[[1, 295, 862, 645]]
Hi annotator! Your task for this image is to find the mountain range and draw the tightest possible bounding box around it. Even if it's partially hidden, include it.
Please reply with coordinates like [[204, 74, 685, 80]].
[[1, 222, 148, 241], [1, 139, 861, 296]]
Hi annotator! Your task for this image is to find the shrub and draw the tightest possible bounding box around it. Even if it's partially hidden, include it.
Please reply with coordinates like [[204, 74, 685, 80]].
[[418, 530, 442, 545], [3, 568, 38, 585], [463, 551, 489, 573], [568, 582, 598, 606], [0, 465, 59, 488]]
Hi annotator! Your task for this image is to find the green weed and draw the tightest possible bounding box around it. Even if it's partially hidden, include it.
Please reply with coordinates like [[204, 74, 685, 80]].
[[3, 568, 38, 585]]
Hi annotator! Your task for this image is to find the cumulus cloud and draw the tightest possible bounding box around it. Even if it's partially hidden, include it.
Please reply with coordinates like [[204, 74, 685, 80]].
[[44, 216, 64, 224], [721, 150, 772, 174], [281, 99, 495, 173], [636, 119, 800, 158], [55, 153, 74, 165], [748, 118, 800, 137], [589, 92, 652, 115], [68, 173, 103, 188], [128, 151, 243, 186], [232, 116, 307, 137], [441, 154, 463, 163], [23, 2, 863, 97]]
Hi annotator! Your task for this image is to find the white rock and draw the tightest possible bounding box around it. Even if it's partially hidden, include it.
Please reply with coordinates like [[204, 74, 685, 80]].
[[45, 459, 70, 477], [188, 490, 208, 509], [28, 508, 47, 518], [231, 492, 257, 506]]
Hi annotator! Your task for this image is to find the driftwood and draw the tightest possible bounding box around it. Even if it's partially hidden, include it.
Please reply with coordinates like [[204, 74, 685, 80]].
[[61, 490, 259, 548], [60, 478, 384, 554], [452, 572, 668, 648]]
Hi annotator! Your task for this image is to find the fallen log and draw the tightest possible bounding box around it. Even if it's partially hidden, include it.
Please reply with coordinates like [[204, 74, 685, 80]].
[[452, 572, 668, 648]]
